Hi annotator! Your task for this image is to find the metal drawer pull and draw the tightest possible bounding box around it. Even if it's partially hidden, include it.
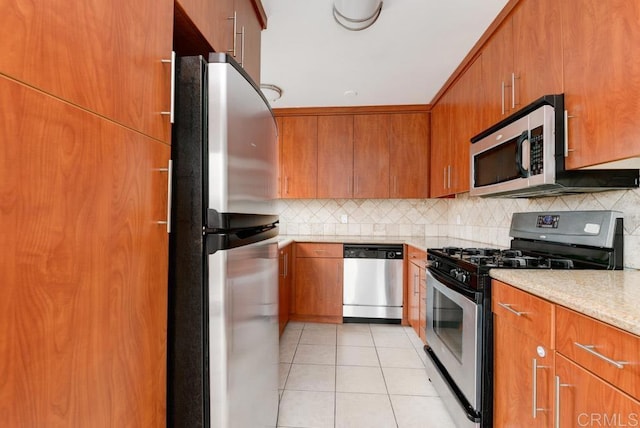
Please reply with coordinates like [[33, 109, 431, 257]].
[[574, 342, 628, 369], [161, 51, 176, 123], [554, 376, 570, 428], [532, 358, 548, 418], [497, 302, 526, 317], [155, 160, 173, 233]]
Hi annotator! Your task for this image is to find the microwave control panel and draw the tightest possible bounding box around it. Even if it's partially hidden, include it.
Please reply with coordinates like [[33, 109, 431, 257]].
[[529, 126, 544, 175]]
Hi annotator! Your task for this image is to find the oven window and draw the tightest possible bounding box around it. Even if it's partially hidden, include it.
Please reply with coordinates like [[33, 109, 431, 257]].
[[474, 136, 520, 187], [433, 287, 464, 363]]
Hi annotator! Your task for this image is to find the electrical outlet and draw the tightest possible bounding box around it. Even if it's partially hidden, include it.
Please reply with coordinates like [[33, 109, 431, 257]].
[[340, 214, 348, 224]]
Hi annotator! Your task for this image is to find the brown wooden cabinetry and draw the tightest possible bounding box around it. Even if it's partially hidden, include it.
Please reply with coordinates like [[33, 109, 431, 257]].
[[406, 246, 427, 341], [561, 0, 640, 168], [1, 76, 170, 427], [492, 280, 555, 427], [0, 0, 173, 143], [389, 113, 430, 198], [480, 0, 562, 128], [280, 116, 318, 198], [292, 243, 343, 323], [278, 243, 293, 335], [354, 114, 390, 198], [318, 115, 354, 198]]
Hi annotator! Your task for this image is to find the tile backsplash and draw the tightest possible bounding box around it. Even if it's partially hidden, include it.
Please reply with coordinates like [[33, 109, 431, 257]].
[[275, 188, 640, 269]]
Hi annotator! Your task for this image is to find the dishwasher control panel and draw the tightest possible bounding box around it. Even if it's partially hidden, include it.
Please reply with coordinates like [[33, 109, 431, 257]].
[[343, 244, 403, 259]]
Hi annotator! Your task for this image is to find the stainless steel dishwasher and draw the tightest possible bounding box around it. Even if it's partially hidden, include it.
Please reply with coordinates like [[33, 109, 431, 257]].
[[343, 244, 404, 322]]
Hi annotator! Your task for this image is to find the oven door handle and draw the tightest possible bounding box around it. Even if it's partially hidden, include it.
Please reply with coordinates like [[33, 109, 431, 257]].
[[516, 130, 530, 178], [427, 267, 480, 303]]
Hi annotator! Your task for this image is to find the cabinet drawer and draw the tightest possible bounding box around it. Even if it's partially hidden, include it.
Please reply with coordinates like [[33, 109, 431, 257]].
[[295, 243, 343, 258], [556, 306, 640, 400], [407, 245, 427, 269], [492, 280, 554, 348]]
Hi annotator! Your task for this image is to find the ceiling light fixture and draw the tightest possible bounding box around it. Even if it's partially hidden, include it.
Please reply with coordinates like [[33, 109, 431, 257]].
[[260, 84, 283, 103], [333, 0, 383, 31]]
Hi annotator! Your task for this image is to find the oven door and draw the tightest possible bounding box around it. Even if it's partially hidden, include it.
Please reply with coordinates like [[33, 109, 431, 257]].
[[426, 268, 481, 413]]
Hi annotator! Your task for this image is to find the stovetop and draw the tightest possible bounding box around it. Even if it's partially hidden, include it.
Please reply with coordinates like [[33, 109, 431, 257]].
[[433, 247, 576, 270]]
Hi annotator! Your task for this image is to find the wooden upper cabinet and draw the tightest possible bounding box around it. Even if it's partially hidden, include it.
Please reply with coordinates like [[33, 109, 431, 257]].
[[281, 116, 318, 198], [389, 113, 430, 198], [430, 95, 452, 198], [236, 0, 263, 84], [561, 0, 640, 168], [481, 19, 515, 128], [511, 0, 563, 109], [1, 75, 170, 427], [0, 0, 173, 143], [354, 114, 390, 198], [318, 115, 354, 198], [177, 0, 235, 55], [481, 0, 562, 129]]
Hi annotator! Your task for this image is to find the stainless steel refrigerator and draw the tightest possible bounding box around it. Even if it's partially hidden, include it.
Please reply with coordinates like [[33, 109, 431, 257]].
[[168, 54, 279, 428]]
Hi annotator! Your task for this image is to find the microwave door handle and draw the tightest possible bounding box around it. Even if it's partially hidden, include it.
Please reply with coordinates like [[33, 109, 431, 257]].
[[516, 131, 530, 178]]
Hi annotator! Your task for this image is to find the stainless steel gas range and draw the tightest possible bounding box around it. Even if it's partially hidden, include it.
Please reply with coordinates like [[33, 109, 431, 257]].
[[424, 210, 624, 428]]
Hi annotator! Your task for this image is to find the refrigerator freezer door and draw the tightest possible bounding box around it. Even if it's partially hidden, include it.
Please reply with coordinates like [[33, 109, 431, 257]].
[[208, 238, 279, 428], [207, 59, 278, 215]]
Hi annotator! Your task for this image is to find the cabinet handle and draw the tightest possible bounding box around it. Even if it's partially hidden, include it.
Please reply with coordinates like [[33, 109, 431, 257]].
[[554, 376, 571, 428], [532, 358, 548, 418], [227, 11, 237, 57], [564, 110, 576, 157], [160, 51, 176, 123], [413, 273, 419, 294], [511, 72, 517, 109], [447, 165, 451, 189], [355, 176, 359, 195], [573, 342, 628, 369], [501, 81, 505, 115], [443, 167, 446, 189], [284, 176, 289, 195], [392, 176, 397, 196], [348, 176, 352, 195], [284, 253, 288, 278], [497, 302, 527, 317], [239, 26, 245, 67], [155, 160, 173, 233]]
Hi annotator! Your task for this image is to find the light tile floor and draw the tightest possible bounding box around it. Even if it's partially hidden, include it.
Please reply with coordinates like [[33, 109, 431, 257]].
[[277, 322, 457, 428]]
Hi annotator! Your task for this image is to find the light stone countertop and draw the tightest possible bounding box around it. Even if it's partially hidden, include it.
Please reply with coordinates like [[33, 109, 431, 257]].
[[490, 269, 640, 337], [278, 235, 498, 252]]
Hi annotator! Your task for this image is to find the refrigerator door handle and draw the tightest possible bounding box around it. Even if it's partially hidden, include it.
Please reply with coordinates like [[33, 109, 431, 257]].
[[206, 224, 279, 254]]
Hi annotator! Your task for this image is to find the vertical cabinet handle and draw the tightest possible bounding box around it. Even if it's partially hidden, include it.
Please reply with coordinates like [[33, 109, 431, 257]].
[[284, 176, 289, 195], [447, 165, 451, 189], [532, 358, 548, 418], [161, 51, 176, 123], [284, 253, 288, 278], [511, 72, 517, 109], [155, 160, 173, 233], [413, 273, 419, 294], [554, 376, 571, 428], [239, 26, 246, 66], [227, 11, 238, 57], [564, 110, 576, 157], [501, 80, 506, 115]]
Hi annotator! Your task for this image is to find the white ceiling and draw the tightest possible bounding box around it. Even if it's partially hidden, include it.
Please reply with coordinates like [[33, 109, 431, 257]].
[[260, 0, 509, 108]]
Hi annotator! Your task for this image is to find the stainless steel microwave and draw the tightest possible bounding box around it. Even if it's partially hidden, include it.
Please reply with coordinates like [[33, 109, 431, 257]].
[[470, 94, 639, 198]]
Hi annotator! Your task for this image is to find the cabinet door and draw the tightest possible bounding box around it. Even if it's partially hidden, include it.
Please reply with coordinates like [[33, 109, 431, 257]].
[[429, 96, 452, 198], [481, 19, 515, 128], [354, 114, 390, 198], [236, 0, 263, 84], [555, 354, 640, 426], [294, 258, 343, 318], [279, 245, 292, 335], [176, 0, 234, 55], [389, 113, 430, 198], [418, 267, 427, 343], [317, 115, 354, 198], [1, 76, 170, 427], [0, 0, 173, 143], [493, 317, 554, 427], [511, 0, 563, 110], [449, 57, 483, 194], [280, 116, 317, 198], [562, 0, 640, 168], [407, 261, 421, 334]]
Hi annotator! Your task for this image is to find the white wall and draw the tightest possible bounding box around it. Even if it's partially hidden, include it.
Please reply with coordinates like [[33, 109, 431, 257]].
[[275, 188, 640, 269]]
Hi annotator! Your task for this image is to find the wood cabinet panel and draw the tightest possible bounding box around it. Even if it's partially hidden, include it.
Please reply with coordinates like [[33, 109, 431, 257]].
[[0, 77, 169, 427], [353, 114, 390, 198], [493, 317, 554, 427], [317, 115, 354, 198], [279, 244, 293, 335], [556, 306, 640, 400], [176, 0, 234, 56], [561, 0, 640, 168], [555, 354, 640, 426], [389, 113, 430, 198], [492, 280, 554, 348], [481, 19, 514, 128], [429, 95, 452, 198], [294, 258, 343, 318], [236, 0, 263, 84], [296, 243, 343, 258], [511, 0, 563, 110], [0, 0, 173, 143], [418, 268, 427, 343], [407, 261, 421, 335], [280, 116, 317, 198]]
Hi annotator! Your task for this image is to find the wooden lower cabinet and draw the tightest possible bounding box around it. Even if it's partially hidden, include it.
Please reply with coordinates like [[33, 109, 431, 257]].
[[278, 243, 293, 335], [407, 260, 421, 336], [292, 243, 343, 323], [555, 354, 640, 427], [1, 76, 170, 427], [418, 268, 427, 343], [407, 245, 426, 341], [493, 317, 554, 427]]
